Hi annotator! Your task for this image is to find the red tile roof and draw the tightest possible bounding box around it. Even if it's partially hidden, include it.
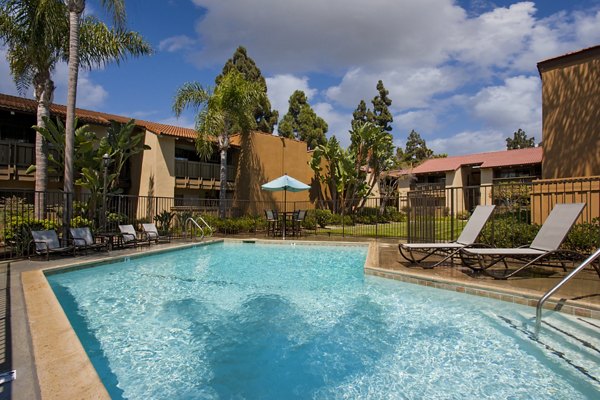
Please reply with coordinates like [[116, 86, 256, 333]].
[[0, 92, 199, 140], [392, 147, 543, 176]]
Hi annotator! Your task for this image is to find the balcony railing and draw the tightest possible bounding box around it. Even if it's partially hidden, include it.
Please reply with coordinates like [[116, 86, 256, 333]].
[[0, 140, 34, 167], [174, 159, 236, 182]]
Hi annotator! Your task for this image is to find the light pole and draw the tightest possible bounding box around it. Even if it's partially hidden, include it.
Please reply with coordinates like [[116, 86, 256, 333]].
[[102, 153, 110, 232]]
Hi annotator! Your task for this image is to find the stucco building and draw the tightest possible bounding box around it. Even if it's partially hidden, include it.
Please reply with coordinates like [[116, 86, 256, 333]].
[[0, 93, 319, 212], [537, 45, 600, 179]]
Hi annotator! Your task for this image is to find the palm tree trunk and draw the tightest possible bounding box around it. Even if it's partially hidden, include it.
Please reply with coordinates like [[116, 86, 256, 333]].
[[64, 2, 84, 230], [33, 73, 54, 219], [219, 147, 228, 219]]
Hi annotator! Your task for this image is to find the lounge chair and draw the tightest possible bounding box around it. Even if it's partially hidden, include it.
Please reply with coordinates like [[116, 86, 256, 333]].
[[118, 224, 149, 247], [399, 205, 496, 268], [70, 227, 109, 254], [31, 230, 75, 261], [460, 203, 587, 279], [142, 223, 170, 243]]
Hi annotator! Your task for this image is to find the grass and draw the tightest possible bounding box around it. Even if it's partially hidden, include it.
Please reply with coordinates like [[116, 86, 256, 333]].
[[314, 218, 469, 240]]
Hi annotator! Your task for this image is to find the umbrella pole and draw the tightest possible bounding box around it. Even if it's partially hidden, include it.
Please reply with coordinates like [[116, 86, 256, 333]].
[[283, 189, 287, 240]]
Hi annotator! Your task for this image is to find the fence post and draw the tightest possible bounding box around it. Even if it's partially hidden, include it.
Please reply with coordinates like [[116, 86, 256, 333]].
[[450, 188, 455, 241]]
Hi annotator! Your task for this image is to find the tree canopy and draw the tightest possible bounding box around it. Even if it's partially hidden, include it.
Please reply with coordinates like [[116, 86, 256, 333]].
[[397, 130, 446, 165], [216, 46, 278, 133], [278, 90, 328, 149], [173, 70, 265, 217], [506, 128, 535, 150]]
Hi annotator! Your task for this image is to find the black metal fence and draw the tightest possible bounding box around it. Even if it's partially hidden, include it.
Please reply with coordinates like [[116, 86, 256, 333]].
[[1, 177, 598, 259]]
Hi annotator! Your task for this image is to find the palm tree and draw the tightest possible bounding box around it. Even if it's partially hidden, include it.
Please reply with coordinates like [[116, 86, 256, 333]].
[[173, 70, 265, 218], [64, 0, 126, 225], [1, 0, 150, 219], [1, 0, 66, 218]]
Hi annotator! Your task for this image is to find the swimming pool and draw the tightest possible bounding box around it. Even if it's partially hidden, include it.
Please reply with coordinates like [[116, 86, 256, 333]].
[[47, 241, 599, 399]]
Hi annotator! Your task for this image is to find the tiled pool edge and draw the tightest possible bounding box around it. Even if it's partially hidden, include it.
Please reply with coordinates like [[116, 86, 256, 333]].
[[364, 266, 600, 320]]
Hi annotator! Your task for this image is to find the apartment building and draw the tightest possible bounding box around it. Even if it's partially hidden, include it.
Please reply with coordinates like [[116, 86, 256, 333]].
[[0, 93, 318, 211]]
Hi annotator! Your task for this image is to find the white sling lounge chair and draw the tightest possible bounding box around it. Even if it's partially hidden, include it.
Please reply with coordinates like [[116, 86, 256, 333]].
[[460, 203, 587, 279], [142, 223, 171, 243], [399, 205, 496, 268]]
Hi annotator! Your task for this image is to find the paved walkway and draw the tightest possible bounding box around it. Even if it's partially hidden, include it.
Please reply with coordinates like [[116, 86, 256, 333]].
[[2, 236, 599, 399]]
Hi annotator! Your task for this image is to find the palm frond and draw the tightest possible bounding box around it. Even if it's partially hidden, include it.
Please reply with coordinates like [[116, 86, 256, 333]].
[[172, 82, 211, 116]]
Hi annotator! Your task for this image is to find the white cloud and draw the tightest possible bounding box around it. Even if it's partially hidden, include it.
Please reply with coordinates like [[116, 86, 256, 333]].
[[394, 110, 439, 138], [312, 102, 352, 146], [0, 48, 107, 108], [429, 130, 506, 155], [159, 35, 196, 53], [265, 74, 316, 117], [51, 63, 108, 108], [158, 115, 196, 129], [452, 2, 537, 70], [190, 0, 465, 72], [0, 48, 21, 96], [326, 66, 465, 110], [470, 75, 541, 137]]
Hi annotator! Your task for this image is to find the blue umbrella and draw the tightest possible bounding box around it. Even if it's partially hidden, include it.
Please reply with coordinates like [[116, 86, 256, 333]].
[[262, 174, 311, 238], [261, 174, 311, 193]]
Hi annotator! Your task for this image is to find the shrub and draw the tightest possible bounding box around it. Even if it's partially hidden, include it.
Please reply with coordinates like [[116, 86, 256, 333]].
[[314, 209, 333, 228], [4, 217, 58, 256], [384, 206, 405, 222], [331, 213, 353, 226], [480, 218, 539, 248], [70, 216, 94, 229], [563, 219, 600, 254], [154, 210, 175, 234], [456, 210, 470, 221]]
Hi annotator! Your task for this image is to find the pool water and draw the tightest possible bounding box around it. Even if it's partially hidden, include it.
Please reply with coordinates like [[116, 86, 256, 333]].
[[47, 242, 599, 399]]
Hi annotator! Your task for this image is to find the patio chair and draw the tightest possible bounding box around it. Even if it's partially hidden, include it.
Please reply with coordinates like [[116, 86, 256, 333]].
[[142, 223, 171, 243], [70, 227, 108, 254], [118, 224, 149, 247], [292, 210, 307, 236], [31, 230, 75, 261], [460, 203, 587, 279], [264, 210, 279, 236], [399, 205, 496, 268]]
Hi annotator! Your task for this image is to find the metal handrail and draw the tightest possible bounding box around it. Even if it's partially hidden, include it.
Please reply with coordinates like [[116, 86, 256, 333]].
[[196, 215, 213, 237], [184, 216, 213, 241], [185, 217, 205, 241], [535, 247, 600, 336]]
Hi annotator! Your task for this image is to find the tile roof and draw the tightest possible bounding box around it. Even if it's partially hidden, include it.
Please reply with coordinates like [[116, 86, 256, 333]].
[[392, 147, 543, 176], [0, 92, 199, 140], [537, 44, 600, 72]]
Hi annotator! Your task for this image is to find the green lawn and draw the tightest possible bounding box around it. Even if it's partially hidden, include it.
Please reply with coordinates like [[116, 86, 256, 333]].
[[314, 218, 468, 240]]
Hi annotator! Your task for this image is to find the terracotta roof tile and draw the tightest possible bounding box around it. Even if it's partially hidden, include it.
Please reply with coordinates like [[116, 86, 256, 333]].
[[0, 92, 201, 140], [392, 147, 542, 176]]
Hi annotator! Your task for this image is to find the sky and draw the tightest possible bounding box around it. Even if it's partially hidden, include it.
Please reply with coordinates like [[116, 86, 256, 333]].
[[2, 0, 600, 155]]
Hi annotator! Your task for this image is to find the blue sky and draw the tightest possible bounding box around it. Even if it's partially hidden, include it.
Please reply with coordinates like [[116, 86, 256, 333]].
[[2, 0, 600, 155]]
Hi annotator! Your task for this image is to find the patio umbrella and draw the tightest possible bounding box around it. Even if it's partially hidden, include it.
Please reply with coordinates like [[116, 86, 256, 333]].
[[261, 174, 311, 238]]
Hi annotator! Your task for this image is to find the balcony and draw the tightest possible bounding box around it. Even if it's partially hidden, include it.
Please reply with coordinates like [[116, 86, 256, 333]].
[[174, 159, 236, 190], [0, 140, 35, 181]]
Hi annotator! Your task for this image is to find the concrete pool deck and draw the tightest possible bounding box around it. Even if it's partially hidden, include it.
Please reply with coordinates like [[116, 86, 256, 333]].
[[3, 237, 600, 399]]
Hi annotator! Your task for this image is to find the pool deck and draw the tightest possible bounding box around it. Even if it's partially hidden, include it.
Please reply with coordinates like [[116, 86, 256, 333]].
[[2, 236, 600, 399]]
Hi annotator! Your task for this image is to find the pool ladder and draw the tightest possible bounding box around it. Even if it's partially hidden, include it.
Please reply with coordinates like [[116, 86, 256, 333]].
[[535, 247, 600, 337], [185, 217, 213, 241]]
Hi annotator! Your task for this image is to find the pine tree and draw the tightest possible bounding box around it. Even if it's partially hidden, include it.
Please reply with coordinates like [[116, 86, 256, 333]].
[[371, 80, 393, 133], [351, 100, 370, 130], [278, 90, 328, 149], [216, 46, 278, 133], [403, 130, 433, 164], [506, 129, 535, 149]]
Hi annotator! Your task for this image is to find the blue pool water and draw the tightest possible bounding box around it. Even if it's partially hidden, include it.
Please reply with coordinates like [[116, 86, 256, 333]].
[[47, 242, 599, 399]]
